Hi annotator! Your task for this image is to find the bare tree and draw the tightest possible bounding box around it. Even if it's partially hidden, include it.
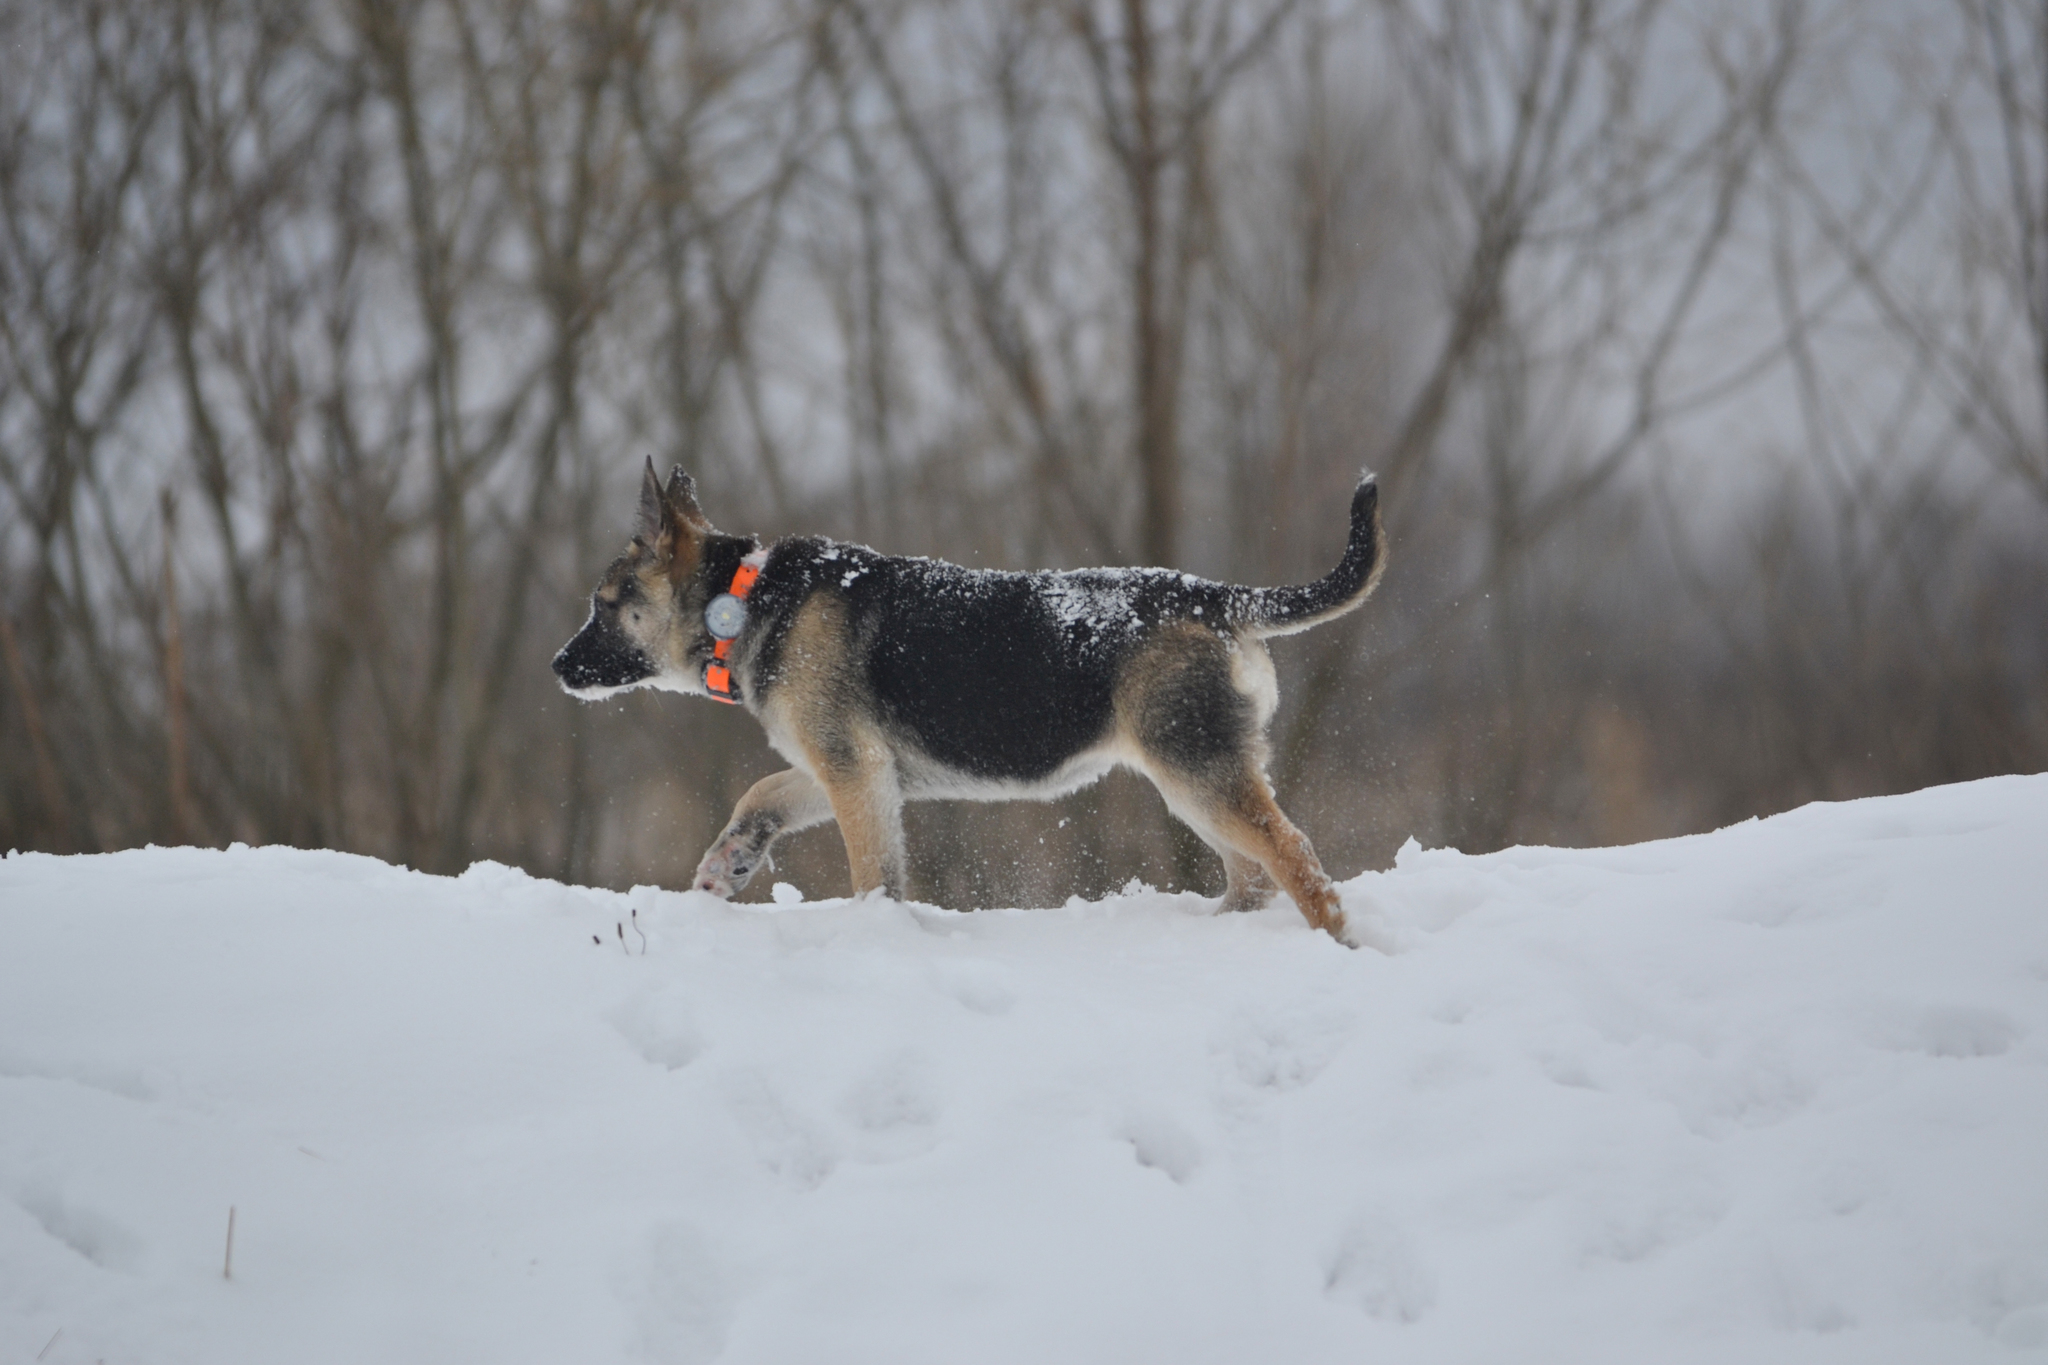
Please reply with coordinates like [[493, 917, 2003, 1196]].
[[1, 0, 2041, 905], [1267, 0, 1803, 845]]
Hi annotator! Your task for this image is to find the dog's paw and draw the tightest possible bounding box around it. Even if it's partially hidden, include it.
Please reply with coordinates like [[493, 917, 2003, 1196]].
[[693, 841, 768, 898]]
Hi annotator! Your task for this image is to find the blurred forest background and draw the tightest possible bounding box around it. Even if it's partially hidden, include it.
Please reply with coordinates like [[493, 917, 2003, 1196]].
[[3, 0, 2044, 906]]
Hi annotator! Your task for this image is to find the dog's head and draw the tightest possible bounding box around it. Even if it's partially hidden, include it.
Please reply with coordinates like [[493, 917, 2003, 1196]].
[[552, 458, 719, 700]]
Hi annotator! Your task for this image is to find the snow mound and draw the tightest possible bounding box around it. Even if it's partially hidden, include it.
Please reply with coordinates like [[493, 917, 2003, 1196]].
[[3, 776, 2046, 1364]]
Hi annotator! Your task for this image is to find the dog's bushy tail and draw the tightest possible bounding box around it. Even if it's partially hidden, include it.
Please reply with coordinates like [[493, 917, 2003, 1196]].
[[1226, 471, 1385, 638]]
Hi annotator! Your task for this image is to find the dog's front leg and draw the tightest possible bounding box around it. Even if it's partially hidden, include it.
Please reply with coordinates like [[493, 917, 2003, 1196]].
[[811, 739, 907, 900], [694, 768, 834, 897]]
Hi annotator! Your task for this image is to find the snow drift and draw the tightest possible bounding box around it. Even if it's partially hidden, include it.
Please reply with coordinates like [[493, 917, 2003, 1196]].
[[3, 775, 2046, 1364]]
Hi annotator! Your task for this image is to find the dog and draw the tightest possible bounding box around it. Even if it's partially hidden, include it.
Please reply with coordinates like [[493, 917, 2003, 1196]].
[[553, 460, 1385, 942]]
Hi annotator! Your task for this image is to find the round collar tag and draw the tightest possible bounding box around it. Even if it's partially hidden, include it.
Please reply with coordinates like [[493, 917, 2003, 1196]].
[[705, 593, 748, 640]]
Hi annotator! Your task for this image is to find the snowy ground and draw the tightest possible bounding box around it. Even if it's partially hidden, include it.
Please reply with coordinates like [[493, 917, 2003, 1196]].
[[3, 776, 2046, 1364]]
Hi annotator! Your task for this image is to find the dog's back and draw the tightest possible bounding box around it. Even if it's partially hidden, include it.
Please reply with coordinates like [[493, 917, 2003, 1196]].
[[751, 543, 1243, 787], [743, 474, 1381, 798]]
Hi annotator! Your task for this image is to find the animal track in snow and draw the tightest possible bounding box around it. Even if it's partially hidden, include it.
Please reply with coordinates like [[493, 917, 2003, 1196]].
[[608, 990, 704, 1072], [837, 1053, 943, 1165], [0, 1050, 157, 1102], [1753, 1254, 1853, 1334], [1872, 1004, 2018, 1058], [1572, 1169, 1728, 1265], [1721, 893, 1802, 928], [722, 1072, 838, 1190], [1669, 1050, 1821, 1138], [1119, 1114, 1202, 1185], [839, 1053, 939, 1132], [629, 1221, 737, 1365], [931, 959, 1017, 1016], [1424, 997, 1473, 1025], [1213, 1006, 1352, 1093], [1322, 1210, 1435, 1323], [17, 1184, 143, 1273]]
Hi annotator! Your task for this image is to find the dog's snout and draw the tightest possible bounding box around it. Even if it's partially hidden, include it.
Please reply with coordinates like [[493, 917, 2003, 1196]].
[[552, 621, 656, 695], [550, 642, 593, 688]]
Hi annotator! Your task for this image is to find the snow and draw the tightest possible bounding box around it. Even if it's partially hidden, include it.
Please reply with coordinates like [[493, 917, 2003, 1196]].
[[1039, 571, 1162, 633], [4, 775, 2047, 1364]]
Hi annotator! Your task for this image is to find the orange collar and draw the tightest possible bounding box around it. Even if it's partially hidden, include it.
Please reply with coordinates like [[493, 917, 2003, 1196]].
[[704, 552, 765, 704]]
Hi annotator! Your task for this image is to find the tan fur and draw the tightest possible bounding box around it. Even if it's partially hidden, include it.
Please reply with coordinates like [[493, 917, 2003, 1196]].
[[808, 737, 905, 897], [1152, 770, 1347, 938], [747, 594, 908, 897], [727, 768, 834, 834], [1102, 622, 1348, 939]]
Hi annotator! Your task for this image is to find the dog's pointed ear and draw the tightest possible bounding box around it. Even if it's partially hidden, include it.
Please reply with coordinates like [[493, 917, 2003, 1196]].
[[664, 466, 713, 533], [633, 458, 706, 583], [635, 456, 667, 545]]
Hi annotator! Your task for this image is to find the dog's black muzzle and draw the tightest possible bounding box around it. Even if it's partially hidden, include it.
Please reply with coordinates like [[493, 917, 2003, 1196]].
[[552, 618, 657, 694]]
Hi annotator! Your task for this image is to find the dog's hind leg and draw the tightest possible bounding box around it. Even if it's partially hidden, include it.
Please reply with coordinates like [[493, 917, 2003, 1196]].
[[694, 768, 834, 898], [1160, 770, 1347, 941], [1121, 630, 1346, 940], [1171, 773, 1343, 945]]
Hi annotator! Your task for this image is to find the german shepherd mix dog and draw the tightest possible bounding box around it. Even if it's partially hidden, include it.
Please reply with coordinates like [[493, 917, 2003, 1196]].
[[553, 461, 1385, 943]]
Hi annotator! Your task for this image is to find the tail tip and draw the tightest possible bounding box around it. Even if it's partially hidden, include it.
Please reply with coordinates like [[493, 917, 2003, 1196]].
[[1352, 469, 1379, 516]]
